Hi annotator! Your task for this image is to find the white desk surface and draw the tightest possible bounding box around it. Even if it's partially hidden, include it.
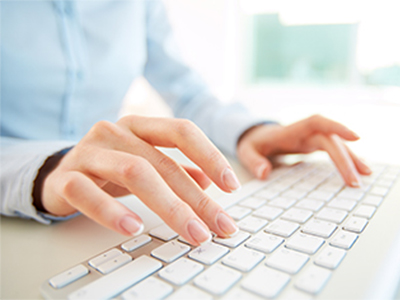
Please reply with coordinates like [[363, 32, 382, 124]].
[[1, 101, 400, 299]]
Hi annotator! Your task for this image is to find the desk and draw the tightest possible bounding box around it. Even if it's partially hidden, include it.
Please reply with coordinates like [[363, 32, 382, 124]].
[[1, 101, 400, 299]]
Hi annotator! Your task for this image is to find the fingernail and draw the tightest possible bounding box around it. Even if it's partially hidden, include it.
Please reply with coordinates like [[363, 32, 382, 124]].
[[222, 168, 241, 192], [120, 216, 143, 236], [351, 181, 361, 188], [188, 219, 212, 245], [360, 160, 372, 174], [349, 130, 360, 139], [257, 164, 268, 179], [217, 212, 239, 236]]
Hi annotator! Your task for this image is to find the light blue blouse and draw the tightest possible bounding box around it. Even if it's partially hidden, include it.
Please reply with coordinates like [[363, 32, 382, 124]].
[[0, 0, 267, 223]]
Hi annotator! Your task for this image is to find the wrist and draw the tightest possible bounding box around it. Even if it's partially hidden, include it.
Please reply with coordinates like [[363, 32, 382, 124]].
[[32, 147, 73, 213]]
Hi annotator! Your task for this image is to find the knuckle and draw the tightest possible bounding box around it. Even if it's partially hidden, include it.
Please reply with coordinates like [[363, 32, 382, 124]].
[[207, 149, 224, 166], [309, 114, 323, 126], [157, 155, 180, 176], [118, 115, 137, 126], [118, 156, 151, 181], [193, 193, 214, 217], [90, 198, 110, 220], [166, 200, 190, 221], [61, 173, 81, 199], [88, 120, 120, 140], [174, 119, 198, 139]]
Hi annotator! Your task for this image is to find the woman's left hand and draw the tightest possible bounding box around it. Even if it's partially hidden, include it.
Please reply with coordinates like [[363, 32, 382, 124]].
[[236, 115, 372, 187]]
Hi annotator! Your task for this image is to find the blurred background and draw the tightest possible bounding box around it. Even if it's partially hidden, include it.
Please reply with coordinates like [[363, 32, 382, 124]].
[[121, 0, 400, 164]]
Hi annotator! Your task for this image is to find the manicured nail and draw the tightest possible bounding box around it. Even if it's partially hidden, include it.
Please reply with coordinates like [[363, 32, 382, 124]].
[[222, 168, 241, 192], [188, 219, 212, 245], [120, 216, 144, 236], [350, 174, 362, 187], [360, 160, 372, 174], [217, 212, 239, 236], [349, 129, 360, 139], [257, 164, 269, 179], [351, 181, 361, 188]]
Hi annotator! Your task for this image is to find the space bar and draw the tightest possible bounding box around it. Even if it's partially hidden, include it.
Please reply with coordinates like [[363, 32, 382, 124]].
[[68, 255, 162, 300]]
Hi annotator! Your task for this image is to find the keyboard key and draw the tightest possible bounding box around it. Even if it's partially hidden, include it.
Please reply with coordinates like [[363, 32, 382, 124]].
[[337, 189, 365, 201], [222, 247, 265, 272], [151, 241, 191, 263], [327, 198, 357, 211], [214, 231, 250, 248], [237, 216, 268, 233], [281, 189, 308, 200], [314, 246, 346, 269], [88, 248, 122, 269], [296, 198, 324, 212], [221, 287, 265, 300], [293, 181, 319, 192], [265, 219, 299, 237], [254, 189, 280, 200], [239, 197, 266, 209], [253, 205, 283, 221], [315, 207, 348, 224], [295, 265, 331, 295], [68, 256, 162, 300], [188, 242, 229, 265], [245, 232, 284, 253], [121, 277, 173, 300], [375, 178, 393, 188], [281, 290, 313, 300], [49, 265, 88, 289], [166, 285, 212, 300], [330, 231, 358, 249], [178, 236, 197, 246], [159, 257, 204, 285], [121, 235, 152, 252], [369, 186, 389, 197], [194, 264, 241, 295], [281, 208, 313, 224], [97, 253, 132, 274], [226, 206, 252, 221], [241, 266, 290, 298], [285, 233, 324, 255], [363, 195, 383, 207], [343, 217, 368, 233], [302, 219, 337, 238], [353, 205, 376, 219], [269, 197, 296, 209], [317, 181, 344, 194], [307, 190, 334, 202], [149, 224, 178, 242], [266, 248, 309, 274]]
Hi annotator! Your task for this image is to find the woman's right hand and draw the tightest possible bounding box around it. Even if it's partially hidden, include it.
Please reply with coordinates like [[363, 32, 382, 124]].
[[41, 116, 240, 245]]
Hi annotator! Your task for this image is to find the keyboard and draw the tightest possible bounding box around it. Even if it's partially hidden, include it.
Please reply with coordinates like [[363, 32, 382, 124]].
[[40, 161, 400, 299]]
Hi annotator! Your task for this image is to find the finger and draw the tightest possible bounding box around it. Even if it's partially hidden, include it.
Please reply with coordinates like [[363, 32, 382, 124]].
[[316, 134, 362, 187], [118, 116, 241, 192], [289, 115, 359, 141], [237, 142, 273, 180], [58, 171, 144, 236], [343, 144, 372, 175], [79, 149, 213, 245], [181, 165, 212, 190], [127, 144, 238, 238]]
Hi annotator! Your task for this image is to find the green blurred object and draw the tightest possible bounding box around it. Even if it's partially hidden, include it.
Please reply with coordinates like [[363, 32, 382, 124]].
[[251, 14, 357, 84]]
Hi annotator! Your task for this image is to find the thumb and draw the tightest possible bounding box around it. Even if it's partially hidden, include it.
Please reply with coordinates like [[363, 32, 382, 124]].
[[238, 144, 272, 180]]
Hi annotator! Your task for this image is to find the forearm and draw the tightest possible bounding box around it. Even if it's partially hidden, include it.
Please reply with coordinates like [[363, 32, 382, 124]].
[[0, 137, 75, 223]]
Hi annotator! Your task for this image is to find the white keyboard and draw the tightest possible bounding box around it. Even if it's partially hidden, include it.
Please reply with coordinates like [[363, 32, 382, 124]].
[[41, 162, 400, 299]]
